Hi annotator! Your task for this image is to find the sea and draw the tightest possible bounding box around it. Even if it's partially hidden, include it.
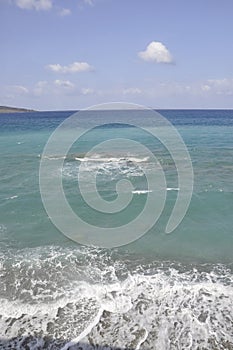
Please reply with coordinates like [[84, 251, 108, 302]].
[[0, 108, 232, 350]]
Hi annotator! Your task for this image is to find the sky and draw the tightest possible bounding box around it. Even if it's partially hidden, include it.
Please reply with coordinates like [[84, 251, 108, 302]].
[[1, 0, 233, 110]]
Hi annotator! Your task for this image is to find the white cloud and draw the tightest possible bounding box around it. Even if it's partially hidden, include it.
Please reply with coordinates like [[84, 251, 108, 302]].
[[138, 41, 173, 64], [84, 0, 94, 5], [0, 84, 29, 103], [59, 8, 71, 16], [54, 80, 74, 88], [143, 78, 233, 97], [33, 80, 75, 95], [198, 79, 233, 96], [208, 79, 229, 85], [7, 85, 29, 94], [47, 61, 93, 73], [33, 81, 48, 96], [81, 88, 94, 95], [201, 84, 211, 92], [122, 88, 142, 95], [15, 0, 52, 11]]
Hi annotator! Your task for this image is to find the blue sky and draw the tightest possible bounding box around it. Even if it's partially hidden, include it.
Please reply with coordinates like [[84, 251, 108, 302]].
[[1, 0, 233, 110]]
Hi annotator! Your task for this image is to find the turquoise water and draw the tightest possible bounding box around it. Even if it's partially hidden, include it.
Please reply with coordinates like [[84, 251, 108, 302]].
[[0, 110, 233, 349]]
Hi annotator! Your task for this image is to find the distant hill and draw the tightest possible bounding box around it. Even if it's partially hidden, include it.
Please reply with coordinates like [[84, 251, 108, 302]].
[[0, 106, 35, 113]]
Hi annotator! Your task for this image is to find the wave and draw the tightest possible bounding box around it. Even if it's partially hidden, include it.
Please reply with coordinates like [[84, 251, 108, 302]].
[[42, 154, 150, 163], [132, 188, 180, 194], [132, 190, 153, 194], [166, 187, 180, 191], [5, 195, 18, 200], [0, 246, 232, 349], [75, 155, 149, 163]]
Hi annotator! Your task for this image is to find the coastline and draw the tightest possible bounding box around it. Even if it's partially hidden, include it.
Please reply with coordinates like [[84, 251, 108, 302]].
[[0, 106, 35, 114]]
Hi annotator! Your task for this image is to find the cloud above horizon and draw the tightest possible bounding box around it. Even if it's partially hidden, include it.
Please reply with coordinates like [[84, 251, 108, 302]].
[[83, 0, 94, 5], [46, 61, 93, 73], [138, 41, 173, 64], [203, 78, 233, 95], [6, 85, 29, 95], [15, 0, 52, 11], [59, 8, 71, 16], [54, 79, 74, 88], [13, 0, 95, 13], [122, 88, 142, 95]]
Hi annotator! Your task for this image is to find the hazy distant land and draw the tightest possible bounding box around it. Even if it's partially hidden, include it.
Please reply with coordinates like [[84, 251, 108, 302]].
[[0, 106, 35, 113]]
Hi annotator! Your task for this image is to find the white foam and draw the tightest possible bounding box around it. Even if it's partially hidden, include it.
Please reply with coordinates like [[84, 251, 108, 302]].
[[0, 247, 232, 349], [64, 155, 146, 180], [132, 190, 153, 194], [42, 155, 66, 160], [135, 328, 148, 350], [86, 268, 233, 349], [75, 155, 149, 163], [75, 157, 86, 162], [60, 307, 104, 350], [5, 195, 18, 200], [132, 188, 180, 194]]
